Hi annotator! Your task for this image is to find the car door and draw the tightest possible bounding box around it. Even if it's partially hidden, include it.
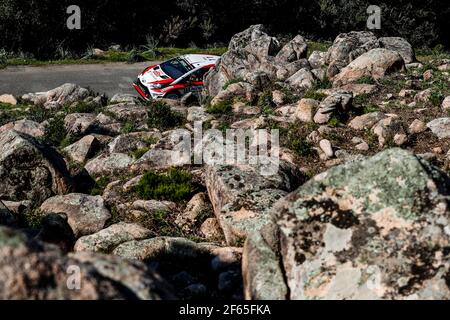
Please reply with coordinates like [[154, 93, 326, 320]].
[[187, 67, 210, 93]]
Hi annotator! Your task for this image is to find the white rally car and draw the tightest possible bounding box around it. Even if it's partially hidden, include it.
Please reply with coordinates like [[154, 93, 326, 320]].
[[133, 54, 220, 100]]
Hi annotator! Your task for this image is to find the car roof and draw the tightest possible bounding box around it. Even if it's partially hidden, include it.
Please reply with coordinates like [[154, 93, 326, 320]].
[[181, 54, 220, 68]]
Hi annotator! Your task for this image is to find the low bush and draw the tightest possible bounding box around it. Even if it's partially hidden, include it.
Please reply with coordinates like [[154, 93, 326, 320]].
[[147, 101, 185, 130], [136, 168, 195, 202], [206, 100, 232, 114]]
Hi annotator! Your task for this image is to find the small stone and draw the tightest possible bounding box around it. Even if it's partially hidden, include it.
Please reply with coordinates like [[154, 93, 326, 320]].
[[442, 96, 450, 110], [348, 112, 386, 130], [319, 139, 334, 158], [200, 218, 224, 241], [423, 69, 433, 81], [408, 119, 426, 134], [394, 133, 407, 146], [272, 90, 285, 106], [355, 141, 369, 151]]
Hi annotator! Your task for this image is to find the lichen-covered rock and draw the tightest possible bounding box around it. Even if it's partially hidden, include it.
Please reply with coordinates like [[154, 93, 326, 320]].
[[110, 93, 141, 105], [243, 231, 288, 300], [74, 222, 151, 253], [308, 51, 327, 70], [40, 193, 111, 238], [210, 82, 256, 106], [295, 99, 319, 123], [22, 83, 91, 108], [0, 119, 44, 137], [175, 193, 212, 232], [0, 130, 72, 205], [0, 226, 174, 299], [325, 31, 379, 79], [64, 113, 97, 135], [314, 92, 353, 124], [63, 135, 101, 163], [275, 35, 308, 63], [85, 153, 134, 176], [333, 49, 405, 87], [228, 24, 280, 58], [379, 37, 415, 64], [276, 59, 311, 81], [187, 107, 214, 123], [105, 103, 148, 125], [205, 162, 299, 246], [113, 236, 242, 265], [348, 112, 387, 130], [245, 148, 450, 300], [286, 68, 316, 91], [108, 131, 161, 154]]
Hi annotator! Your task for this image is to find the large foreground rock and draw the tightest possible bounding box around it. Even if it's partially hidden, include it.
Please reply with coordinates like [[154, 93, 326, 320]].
[[333, 49, 405, 87], [40, 193, 111, 238], [205, 162, 298, 246], [0, 130, 72, 205], [0, 226, 174, 299], [244, 148, 450, 300]]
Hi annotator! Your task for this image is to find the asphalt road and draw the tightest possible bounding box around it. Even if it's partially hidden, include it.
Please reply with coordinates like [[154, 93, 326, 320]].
[[0, 61, 159, 98]]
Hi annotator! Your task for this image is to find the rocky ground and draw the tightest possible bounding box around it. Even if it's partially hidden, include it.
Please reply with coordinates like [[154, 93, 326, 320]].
[[0, 25, 450, 300]]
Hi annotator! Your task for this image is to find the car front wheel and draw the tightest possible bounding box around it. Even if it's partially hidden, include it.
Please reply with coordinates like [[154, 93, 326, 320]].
[[164, 92, 180, 100]]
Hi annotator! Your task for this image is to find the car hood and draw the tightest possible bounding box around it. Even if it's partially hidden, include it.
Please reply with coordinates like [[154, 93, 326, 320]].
[[139, 65, 173, 85]]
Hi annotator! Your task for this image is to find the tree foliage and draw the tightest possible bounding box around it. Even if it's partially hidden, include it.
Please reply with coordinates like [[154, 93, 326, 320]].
[[0, 0, 448, 58]]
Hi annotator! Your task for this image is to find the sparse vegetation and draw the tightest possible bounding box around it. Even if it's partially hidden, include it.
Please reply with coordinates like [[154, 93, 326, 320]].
[[132, 147, 150, 159], [136, 168, 196, 202], [206, 100, 232, 114], [41, 115, 70, 148], [147, 101, 185, 130], [89, 176, 110, 196], [303, 89, 326, 101]]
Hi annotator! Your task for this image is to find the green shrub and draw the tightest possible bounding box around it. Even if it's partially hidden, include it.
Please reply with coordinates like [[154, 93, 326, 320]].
[[328, 117, 342, 127], [353, 93, 371, 106], [132, 147, 150, 159], [136, 168, 195, 202], [121, 122, 137, 134], [430, 90, 444, 107], [303, 89, 326, 101], [281, 88, 299, 104], [206, 100, 232, 114], [363, 103, 380, 113], [147, 101, 185, 130], [289, 137, 313, 157], [355, 76, 376, 85], [27, 105, 51, 123], [42, 115, 69, 147], [313, 78, 332, 90], [90, 176, 110, 196]]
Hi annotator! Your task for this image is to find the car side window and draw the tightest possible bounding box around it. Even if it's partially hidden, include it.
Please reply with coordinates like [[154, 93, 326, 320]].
[[191, 68, 209, 82]]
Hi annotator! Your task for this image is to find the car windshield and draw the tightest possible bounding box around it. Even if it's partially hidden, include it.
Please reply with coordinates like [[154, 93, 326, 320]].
[[159, 58, 192, 80]]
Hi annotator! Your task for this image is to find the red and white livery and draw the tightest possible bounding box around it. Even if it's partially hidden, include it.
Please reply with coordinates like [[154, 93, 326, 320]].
[[133, 54, 220, 100]]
